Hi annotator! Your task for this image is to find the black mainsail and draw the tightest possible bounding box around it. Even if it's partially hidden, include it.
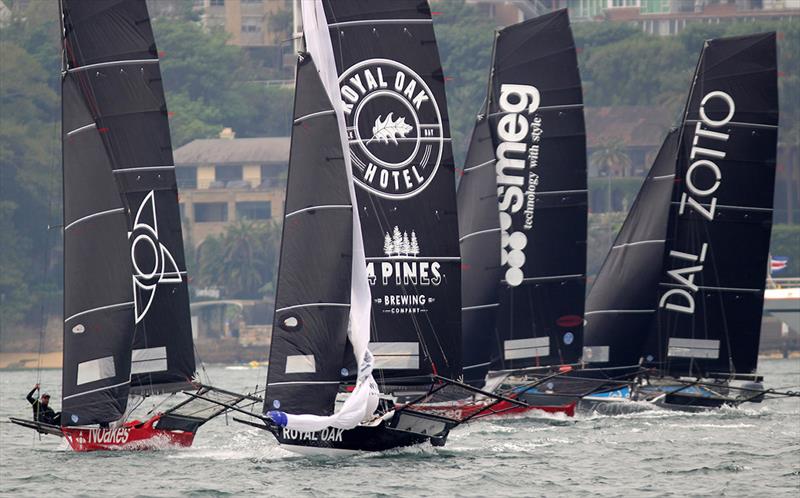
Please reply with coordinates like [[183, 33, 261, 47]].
[[584, 33, 778, 382], [323, 0, 462, 384], [61, 0, 195, 425], [582, 130, 680, 369], [643, 33, 778, 379], [264, 55, 356, 417], [487, 10, 587, 372], [458, 115, 502, 387]]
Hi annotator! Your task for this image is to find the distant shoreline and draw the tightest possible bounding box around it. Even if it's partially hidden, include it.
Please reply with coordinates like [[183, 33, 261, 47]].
[[1, 351, 797, 371]]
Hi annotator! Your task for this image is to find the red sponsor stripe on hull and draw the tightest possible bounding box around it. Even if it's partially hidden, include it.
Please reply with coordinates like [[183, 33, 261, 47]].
[[62, 415, 195, 452]]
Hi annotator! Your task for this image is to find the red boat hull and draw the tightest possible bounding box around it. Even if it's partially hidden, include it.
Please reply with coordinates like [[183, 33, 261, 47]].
[[414, 399, 575, 420], [62, 415, 195, 452]]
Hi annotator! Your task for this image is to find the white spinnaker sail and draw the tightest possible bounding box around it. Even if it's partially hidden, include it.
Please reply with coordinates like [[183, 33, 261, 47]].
[[277, 0, 379, 432]]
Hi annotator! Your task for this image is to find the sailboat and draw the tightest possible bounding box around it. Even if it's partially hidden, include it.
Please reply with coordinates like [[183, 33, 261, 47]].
[[9, 0, 250, 451], [449, 10, 588, 417], [583, 32, 780, 410], [213, 0, 522, 455]]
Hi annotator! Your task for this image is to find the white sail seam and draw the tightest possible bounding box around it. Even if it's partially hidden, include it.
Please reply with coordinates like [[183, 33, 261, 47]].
[[113, 166, 175, 173], [64, 207, 125, 231], [504, 273, 583, 283], [670, 201, 772, 212], [463, 361, 492, 370], [462, 303, 500, 311], [294, 109, 335, 124], [64, 301, 134, 323], [459, 227, 501, 242], [66, 123, 96, 136], [463, 159, 495, 172], [659, 283, 761, 293], [685, 119, 777, 130], [612, 240, 665, 249], [275, 302, 350, 313], [68, 58, 159, 73], [535, 189, 588, 195], [328, 19, 433, 28], [63, 380, 130, 401], [285, 204, 352, 218], [585, 309, 655, 315]]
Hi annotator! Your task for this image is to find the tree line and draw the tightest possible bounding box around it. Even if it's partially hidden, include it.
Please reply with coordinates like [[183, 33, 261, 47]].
[[0, 0, 797, 331]]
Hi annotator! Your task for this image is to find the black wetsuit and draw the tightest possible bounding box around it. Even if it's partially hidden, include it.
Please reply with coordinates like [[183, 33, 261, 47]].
[[26, 388, 61, 425]]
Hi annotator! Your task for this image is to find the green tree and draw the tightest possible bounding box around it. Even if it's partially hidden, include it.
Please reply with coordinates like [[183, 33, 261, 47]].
[[590, 139, 632, 177], [197, 221, 281, 299]]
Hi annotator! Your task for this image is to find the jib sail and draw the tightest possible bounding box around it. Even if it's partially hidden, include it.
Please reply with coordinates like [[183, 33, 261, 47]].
[[583, 130, 680, 369], [322, 0, 462, 384], [264, 55, 356, 416], [458, 114, 503, 387], [60, 0, 195, 425], [489, 10, 588, 371], [643, 33, 778, 378]]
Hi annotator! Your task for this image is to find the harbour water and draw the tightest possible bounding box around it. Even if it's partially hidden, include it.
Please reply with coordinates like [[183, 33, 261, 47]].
[[1, 359, 798, 497]]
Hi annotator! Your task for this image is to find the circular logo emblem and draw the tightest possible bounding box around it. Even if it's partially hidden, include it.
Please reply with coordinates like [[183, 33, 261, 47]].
[[339, 58, 443, 200]]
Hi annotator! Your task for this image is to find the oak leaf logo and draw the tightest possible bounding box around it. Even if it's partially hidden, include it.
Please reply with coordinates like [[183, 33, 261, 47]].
[[367, 112, 412, 145]]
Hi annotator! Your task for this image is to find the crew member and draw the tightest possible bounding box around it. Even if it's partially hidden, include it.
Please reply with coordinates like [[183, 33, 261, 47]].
[[27, 383, 61, 425]]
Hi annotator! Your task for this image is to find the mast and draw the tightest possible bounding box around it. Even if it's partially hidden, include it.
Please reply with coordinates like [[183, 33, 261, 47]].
[[489, 10, 588, 371], [643, 33, 778, 379], [60, 0, 195, 426], [321, 0, 463, 385], [583, 130, 680, 368]]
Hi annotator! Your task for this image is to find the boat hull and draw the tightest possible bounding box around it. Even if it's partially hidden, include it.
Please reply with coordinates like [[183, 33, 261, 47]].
[[10, 414, 196, 451], [63, 415, 196, 452], [413, 398, 575, 420]]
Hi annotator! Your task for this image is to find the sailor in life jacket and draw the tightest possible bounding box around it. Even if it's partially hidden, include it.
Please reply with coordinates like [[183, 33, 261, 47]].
[[26, 383, 61, 426]]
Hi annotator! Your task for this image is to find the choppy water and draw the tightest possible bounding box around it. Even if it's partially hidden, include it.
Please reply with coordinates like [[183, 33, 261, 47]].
[[1, 359, 798, 497]]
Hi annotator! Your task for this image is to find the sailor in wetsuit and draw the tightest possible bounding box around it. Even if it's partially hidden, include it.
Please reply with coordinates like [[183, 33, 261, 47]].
[[27, 384, 61, 425]]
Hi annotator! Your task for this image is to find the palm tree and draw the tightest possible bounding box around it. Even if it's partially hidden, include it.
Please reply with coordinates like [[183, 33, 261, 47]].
[[590, 139, 632, 178], [197, 220, 281, 299]]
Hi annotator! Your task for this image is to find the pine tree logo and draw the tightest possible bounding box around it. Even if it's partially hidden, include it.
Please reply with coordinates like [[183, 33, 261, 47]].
[[383, 226, 420, 258]]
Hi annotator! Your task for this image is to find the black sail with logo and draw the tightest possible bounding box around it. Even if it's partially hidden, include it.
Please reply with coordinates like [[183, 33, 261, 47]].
[[489, 10, 587, 371], [60, 0, 195, 426], [322, 0, 461, 383], [642, 33, 778, 378], [583, 130, 679, 369], [264, 56, 354, 416], [458, 116, 502, 387]]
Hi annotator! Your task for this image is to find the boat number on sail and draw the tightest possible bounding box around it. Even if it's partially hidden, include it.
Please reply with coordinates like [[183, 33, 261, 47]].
[[367, 225, 442, 314], [339, 59, 444, 200], [495, 84, 542, 287], [281, 427, 344, 443], [130, 190, 183, 323], [660, 90, 734, 315]]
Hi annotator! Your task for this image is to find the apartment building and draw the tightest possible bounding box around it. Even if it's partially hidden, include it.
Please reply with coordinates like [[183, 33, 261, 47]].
[[173, 129, 289, 245]]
